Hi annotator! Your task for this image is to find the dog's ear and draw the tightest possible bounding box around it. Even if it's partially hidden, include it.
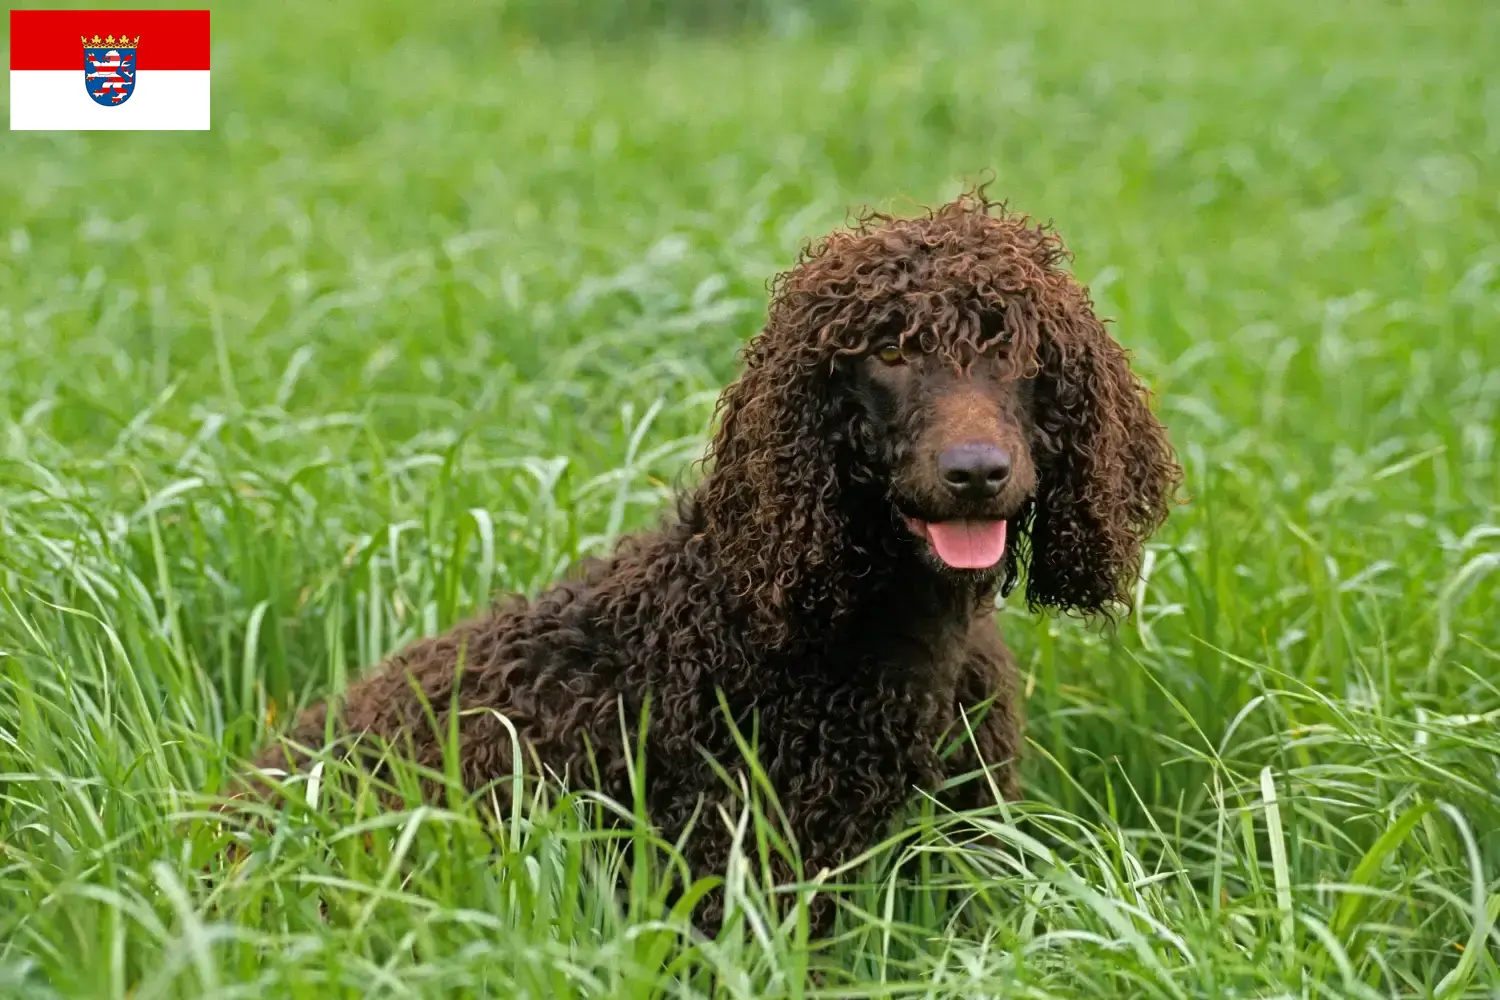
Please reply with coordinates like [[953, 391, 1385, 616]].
[[697, 328, 857, 649], [1023, 291, 1181, 618]]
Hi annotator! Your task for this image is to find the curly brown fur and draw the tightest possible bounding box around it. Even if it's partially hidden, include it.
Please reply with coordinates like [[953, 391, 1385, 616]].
[[240, 189, 1182, 935]]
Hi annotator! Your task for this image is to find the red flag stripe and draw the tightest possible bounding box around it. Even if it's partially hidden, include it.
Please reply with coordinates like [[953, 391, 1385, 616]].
[[10, 9, 210, 71]]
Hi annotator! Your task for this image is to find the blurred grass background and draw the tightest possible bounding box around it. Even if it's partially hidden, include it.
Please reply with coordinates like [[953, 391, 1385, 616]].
[[2, 0, 1499, 996]]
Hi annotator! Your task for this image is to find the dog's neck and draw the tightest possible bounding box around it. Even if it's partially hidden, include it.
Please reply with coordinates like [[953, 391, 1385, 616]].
[[840, 548, 994, 630], [767, 513, 997, 659], [676, 480, 999, 659]]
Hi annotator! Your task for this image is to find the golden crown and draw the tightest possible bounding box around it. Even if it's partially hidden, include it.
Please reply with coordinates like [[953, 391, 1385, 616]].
[[81, 34, 141, 48]]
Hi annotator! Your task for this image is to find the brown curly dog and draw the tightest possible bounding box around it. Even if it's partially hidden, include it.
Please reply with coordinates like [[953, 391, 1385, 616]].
[[244, 190, 1182, 933]]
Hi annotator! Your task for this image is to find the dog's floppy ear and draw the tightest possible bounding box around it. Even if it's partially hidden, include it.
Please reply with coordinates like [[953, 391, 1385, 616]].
[[1023, 290, 1181, 618], [697, 326, 857, 650]]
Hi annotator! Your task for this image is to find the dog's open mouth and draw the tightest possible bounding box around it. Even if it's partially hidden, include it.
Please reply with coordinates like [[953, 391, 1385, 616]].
[[903, 517, 1007, 570]]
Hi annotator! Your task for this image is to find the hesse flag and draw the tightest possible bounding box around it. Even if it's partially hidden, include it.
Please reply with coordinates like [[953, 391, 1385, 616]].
[[10, 9, 210, 130]]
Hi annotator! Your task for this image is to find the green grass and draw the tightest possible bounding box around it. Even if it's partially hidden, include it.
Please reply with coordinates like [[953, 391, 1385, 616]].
[[3, 0, 1499, 995]]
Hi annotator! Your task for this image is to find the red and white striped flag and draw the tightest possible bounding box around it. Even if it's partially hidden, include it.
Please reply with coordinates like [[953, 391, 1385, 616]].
[[10, 9, 210, 130]]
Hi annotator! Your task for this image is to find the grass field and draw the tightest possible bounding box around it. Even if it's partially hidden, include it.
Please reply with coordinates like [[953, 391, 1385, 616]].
[[3, 0, 1499, 995]]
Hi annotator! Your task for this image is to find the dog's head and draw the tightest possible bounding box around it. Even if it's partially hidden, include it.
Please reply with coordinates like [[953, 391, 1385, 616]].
[[849, 327, 1037, 576], [698, 190, 1181, 645]]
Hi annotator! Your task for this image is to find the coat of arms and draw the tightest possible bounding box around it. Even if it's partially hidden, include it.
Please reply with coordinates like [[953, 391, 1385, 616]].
[[82, 34, 139, 107]]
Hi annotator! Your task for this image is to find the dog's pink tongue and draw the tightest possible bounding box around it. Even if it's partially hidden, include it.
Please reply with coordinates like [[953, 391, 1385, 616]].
[[924, 520, 1007, 569]]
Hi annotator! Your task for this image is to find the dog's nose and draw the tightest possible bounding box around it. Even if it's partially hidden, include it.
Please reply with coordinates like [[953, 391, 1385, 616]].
[[938, 443, 1011, 499]]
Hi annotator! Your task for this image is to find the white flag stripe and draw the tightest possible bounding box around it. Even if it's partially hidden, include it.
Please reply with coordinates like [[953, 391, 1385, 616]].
[[10, 70, 209, 130]]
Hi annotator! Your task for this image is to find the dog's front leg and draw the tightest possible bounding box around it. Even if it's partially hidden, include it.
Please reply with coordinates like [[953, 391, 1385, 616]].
[[940, 616, 1024, 810]]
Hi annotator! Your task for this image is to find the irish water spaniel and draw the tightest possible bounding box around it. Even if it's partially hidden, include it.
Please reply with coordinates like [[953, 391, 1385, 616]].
[[244, 190, 1181, 933]]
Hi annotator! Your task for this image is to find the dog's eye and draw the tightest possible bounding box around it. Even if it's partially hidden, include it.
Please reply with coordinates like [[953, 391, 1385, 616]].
[[874, 343, 904, 365]]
